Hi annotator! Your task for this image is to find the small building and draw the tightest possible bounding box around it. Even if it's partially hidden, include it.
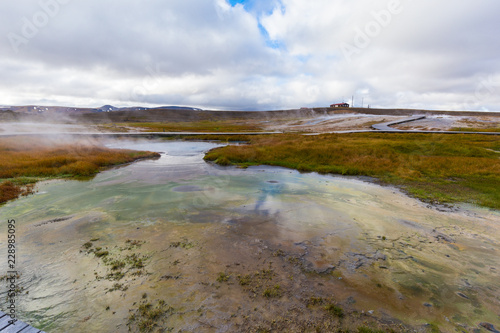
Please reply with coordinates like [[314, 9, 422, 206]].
[[330, 103, 350, 108]]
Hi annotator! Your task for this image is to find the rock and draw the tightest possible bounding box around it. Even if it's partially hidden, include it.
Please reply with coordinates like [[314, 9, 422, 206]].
[[434, 232, 455, 243], [302, 261, 336, 274], [317, 265, 336, 274], [479, 323, 500, 333], [346, 296, 356, 305], [373, 252, 387, 261]]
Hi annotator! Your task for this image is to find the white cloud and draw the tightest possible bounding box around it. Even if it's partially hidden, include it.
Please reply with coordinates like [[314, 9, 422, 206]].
[[0, 0, 499, 111], [260, 0, 500, 110]]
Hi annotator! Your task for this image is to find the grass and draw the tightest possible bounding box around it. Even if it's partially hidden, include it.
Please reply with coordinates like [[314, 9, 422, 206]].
[[308, 297, 325, 305], [324, 303, 344, 318], [262, 284, 281, 298], [94, 250, 110, 258], [127, 299, 174, 333], [231, 266, 282, 299], [357, 327, 386, 333], [451, 127, 500, 132], [170, 238, 195, 249], [83, 238, 149, 285], [100, 120, 263, 133], [216, 272, 230, 283], [238, 274, 252, 286], [125, 253, 146, 269], [204, 133, 500, 209], [0, 181, 28, 204], [0, 136, 160, 205]]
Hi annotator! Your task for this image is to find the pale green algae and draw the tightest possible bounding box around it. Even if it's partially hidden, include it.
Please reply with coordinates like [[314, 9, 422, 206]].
[[0, 140, 498, 332]]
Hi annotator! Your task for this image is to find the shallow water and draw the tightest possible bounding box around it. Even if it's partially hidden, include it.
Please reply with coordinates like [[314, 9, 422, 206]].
[[0, 140, 499, 332]]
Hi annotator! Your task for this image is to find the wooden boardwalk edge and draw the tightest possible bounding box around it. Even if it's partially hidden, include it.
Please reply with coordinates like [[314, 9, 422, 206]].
[[0, 311, 45, 333]]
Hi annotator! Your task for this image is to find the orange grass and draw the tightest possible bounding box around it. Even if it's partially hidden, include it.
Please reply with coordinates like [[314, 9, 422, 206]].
[[101, 120, 263, 133], [0, 137, 160, 204], [451, 127, 500, 132], [0, 181, 24, 204]]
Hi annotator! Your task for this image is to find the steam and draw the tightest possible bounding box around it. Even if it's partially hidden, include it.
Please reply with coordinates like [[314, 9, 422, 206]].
[[0, 106, 117, 148], [0, 122, 92, 135]]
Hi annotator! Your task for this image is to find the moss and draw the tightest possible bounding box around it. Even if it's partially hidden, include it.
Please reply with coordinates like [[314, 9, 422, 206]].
[[216, 272, 230, 283], [125, 239, 145, 248], [125, 253, 146, 269], [263, 285, 281, 298], [255, 266, 276, 280], [94, 250, 109, 258], [428, 323, 440, 333], [238, 274, 252, 286], [273, 249, 285, 257], [106, 271, 125, 281], [170, 239, 194, 249], [128, 299, 174, 332], [108, 283, 128, 292], [325, 303, 344, 318], [308, 297, 325, 306], [109, 260, 126, 271], [85, 239, 149, 283]]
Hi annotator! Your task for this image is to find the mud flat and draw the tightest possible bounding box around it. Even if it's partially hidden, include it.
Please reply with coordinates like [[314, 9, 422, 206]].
[[265, 114, 406, 133], [0, 140, 499, 332], [393, 115, 500, 132]]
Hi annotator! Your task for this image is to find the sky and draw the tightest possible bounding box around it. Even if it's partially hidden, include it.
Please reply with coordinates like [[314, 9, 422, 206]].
[[0, 0, 499, 111]]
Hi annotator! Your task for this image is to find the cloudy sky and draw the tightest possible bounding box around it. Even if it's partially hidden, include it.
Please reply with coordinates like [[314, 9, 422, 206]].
[[0, 0, 499, 111]]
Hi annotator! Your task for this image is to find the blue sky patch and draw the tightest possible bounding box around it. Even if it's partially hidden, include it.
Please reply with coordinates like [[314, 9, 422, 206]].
[[227, 0, 284, 50], [228, 0, 283, 16], [228, 0, 246, 6]]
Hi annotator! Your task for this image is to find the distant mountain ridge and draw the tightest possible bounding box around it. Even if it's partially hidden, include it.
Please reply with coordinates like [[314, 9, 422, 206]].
[[153, 106, 203, 111], [0, 105, 204, 114]]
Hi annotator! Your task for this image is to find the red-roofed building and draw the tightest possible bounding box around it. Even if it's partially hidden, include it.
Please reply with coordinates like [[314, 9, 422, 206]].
[[330, 103, 350, 108]]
